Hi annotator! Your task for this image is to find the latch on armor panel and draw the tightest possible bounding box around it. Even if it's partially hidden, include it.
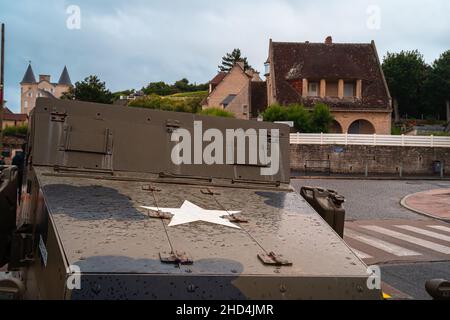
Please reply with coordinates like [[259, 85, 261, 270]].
[[146, 210, 172, 220], [226, 214, 249, 223], [160, 251, 193, 265], [166, 119, 181, 133], [50, 111, 67, 122], [142, 185, 161, 192], [201, 188, 220, 196], [258, 252, 292, 267]]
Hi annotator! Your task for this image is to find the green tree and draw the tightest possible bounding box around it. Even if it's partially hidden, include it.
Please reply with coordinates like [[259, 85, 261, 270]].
[[142, 79, 208, 96], [424, 50, 450, 120], [218, 49, 252, 72], [261, 104, 289, 122], [62, 75, 113, 104], [128, 94, 203, 114], [174, 78, 190, 92], [287, 104, 312, 132], [142, 81, 176, 96], [311, 103, 334, 133], [3, 125, 28, 136], [262, 103, 333, 133], [382, 50, 429, 118]]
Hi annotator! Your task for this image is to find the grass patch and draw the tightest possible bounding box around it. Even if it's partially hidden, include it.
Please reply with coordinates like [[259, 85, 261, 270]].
[[170, 91, 208, 98], [198, 108, 235, 118]]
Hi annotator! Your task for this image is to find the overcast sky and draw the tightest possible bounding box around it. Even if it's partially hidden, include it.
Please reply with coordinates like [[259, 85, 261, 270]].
[[1, 0, 449, 112]]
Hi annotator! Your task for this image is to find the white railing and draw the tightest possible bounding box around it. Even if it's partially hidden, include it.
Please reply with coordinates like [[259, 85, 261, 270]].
[[290, 133, 450, 148]]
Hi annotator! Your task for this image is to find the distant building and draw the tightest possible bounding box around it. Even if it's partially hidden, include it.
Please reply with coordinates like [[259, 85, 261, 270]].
[[2, 107, 28, 129], [265, 37, 393, 134], [114, 90, 145, 106], [202, 61, 267, 120], [20, 63, 73, 115]]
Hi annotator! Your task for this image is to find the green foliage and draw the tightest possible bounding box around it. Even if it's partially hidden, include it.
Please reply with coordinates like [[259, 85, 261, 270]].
[[62, 75, 113, 104], [311, 103, 334, 133], [218, 49, 252, 72], [391, 126, 402, 135], [3, 125, 28, 136], [128, 94, 203, 113], [142, 81, 175, 96], [287, 104, 313, 132], [425, 131, 450, 137], [424, 50, 450, 119], [261, 104, 289, 122], [170, 91, 208, 98], [198, 108, 235, 118], [382, 50, 429, 118], [262, 103, 334, 133], [142, 79, 208, 96]]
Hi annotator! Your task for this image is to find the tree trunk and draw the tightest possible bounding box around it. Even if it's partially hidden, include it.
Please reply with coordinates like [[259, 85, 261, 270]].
[[393, 99, 400, 123], [446, 100, 450, 123]]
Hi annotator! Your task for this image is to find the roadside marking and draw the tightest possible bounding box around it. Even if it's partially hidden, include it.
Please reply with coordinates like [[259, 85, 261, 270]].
[[428, 225, 450, 234], [396, 225, 450, 243], [349, 247, 372, 259], [346, 230, 421, 257], [363, 226, 450, 255]]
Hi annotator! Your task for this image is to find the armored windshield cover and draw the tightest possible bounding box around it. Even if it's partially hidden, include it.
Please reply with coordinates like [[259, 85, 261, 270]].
[[30, 98, 290, 184]]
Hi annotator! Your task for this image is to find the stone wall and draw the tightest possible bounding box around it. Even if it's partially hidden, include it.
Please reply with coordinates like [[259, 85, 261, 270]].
[[291, 144, 450, 177]]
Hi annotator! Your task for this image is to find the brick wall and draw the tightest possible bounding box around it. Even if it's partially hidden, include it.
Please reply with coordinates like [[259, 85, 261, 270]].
[[291, 144, 450, 176]]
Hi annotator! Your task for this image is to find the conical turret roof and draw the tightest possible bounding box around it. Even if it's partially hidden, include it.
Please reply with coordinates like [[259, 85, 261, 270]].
[[21, 63, 37, 84], [58, 66, 72, 86]]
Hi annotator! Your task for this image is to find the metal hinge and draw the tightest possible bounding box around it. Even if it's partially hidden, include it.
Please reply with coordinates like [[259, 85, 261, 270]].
[[142, 185, 161, 192], [201, 188, 221, 196], [166, 119, 181, 133], [50, 111, 67, 122], [226, 214, 249, 223], [146, 210, 172, 220], [160, 251, 193, 265], [258, 252, 292, 267]]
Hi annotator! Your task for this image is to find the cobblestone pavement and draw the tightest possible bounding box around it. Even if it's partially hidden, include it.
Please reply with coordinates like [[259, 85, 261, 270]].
[[291, 179, 450, 221]]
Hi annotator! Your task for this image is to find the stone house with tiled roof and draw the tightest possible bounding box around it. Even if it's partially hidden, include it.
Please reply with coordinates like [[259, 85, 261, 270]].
[[2, 107, 28, 129], [20, 64, 73, 115], [202, 62, 266, 120], [265, 37, 392, 134]]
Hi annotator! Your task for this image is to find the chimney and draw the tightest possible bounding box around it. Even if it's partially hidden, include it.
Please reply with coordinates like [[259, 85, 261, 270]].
[[325, 36, 333, 45], [39, 74, 51, 82]]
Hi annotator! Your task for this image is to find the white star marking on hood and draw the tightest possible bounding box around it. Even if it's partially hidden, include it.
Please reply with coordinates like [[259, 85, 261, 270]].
[[141, 200, 242, 229]]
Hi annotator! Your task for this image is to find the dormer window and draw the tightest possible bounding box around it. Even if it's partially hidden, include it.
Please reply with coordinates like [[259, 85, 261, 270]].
[[344, 81, 356, 97], [308, 82, 319, 97]]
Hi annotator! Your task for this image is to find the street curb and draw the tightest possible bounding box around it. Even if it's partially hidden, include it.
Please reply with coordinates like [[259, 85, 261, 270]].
[[400, 194, 450, 223]]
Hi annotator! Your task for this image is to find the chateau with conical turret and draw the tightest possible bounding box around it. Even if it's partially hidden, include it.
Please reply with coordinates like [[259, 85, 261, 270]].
[[20, 63, 73, 115]]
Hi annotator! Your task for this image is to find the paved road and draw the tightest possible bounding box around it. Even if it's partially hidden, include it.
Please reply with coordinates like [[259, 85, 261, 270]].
[[381, 262, 450, 300], [291, 179, 450, 221], [291, 178, 450, 300], [345, 220, 450, 265]]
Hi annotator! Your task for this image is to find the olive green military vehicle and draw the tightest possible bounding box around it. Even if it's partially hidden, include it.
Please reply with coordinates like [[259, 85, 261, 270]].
[[0, 98, 381, 300]]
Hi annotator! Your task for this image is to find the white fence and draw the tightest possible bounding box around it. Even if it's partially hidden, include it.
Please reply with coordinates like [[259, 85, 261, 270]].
[[290, 133, 450, 148]]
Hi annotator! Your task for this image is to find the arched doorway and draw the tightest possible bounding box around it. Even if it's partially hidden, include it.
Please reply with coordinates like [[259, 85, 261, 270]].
[[348, 119, 375, 134], [329, 120, 343, 133]]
